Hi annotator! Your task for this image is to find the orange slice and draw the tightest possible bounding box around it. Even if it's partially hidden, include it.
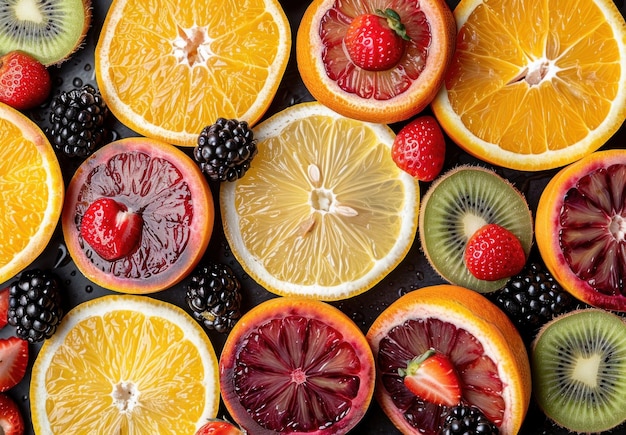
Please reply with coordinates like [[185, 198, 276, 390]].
[[296, 0, 456, 124], [30, 294, 220, 434], [0, 103, 64, 285], [95, 0, 291, 146], [367, 284, 532, 435], [431, 0, 626, 171], [220, 101, 420, 300]]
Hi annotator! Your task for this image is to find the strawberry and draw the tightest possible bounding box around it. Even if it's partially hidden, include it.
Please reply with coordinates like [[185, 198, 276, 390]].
[[0, 288, 8, 329], [391, 115, 446, 182], [344, 8, 410, 71], [196, 418, 245, 435], [0, 51, 51, 111], [80, 197, 144, 261], [465, 223, 527, 281], [0, 337, 28, 392], [399, 348, 461, 407], [0, 393, 24, 435]]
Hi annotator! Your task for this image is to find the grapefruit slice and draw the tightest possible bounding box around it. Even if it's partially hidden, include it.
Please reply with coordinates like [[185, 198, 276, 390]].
[[366, 284, 531, 435], [219, 297, 375, 434], [536, 149, 626, 311], [62, 137, 214, 294], [30, 294, 220, 434], [296, 0, 456, 124]]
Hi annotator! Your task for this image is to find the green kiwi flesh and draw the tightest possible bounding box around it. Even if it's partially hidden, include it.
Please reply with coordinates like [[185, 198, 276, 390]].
[[418, 165, 533, 293], [0, 0, 91, 66], [531, 309, 626, 433]]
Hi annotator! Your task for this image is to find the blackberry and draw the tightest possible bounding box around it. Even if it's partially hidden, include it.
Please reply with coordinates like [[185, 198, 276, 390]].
[[442, 404, 499, 435], [194, 118, 258, 182], [49, 84, 109, 158], [185, 262, 242, 333], [7, 268, 64, 343], [489, 262, 577, 338]]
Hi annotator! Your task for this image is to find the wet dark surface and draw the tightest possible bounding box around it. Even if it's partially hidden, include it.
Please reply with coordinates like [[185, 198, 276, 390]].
[[1, 1, 625, 434]]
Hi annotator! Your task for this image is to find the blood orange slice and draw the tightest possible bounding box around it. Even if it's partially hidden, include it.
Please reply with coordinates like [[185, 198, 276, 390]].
[[62, 137, 214, 294], [296, 0, 456, 124], [219, 297, 375, 434], [536, 149, 626, 311], [366, 284, 531, 435]]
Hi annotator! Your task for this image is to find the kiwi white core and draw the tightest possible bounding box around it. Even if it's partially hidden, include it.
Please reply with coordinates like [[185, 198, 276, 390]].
[[15, 0, 41, 22], [571, 354, 601, 387]]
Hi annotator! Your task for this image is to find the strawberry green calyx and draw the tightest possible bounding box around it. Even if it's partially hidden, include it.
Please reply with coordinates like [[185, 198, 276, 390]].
[[398, 348, 436, 377], [375, 8, 410, 41]]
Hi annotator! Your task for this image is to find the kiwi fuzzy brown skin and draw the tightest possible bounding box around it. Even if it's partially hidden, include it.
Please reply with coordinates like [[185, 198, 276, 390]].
[[531, 308, 626, 433], [0, 0, 92, 66], [418, 164, 534, 293]]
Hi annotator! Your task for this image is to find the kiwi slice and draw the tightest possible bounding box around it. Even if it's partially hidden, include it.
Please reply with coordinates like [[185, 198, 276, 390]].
[[419, 165, 533, 293], [532, 309, 626, 433], [0, 0, 91, 66]]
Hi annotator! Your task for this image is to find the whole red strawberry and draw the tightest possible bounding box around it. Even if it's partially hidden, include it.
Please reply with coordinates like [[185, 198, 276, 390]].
[[0, 288, 8, 329], [391, 115, 446, 181], [80, 197, 144, 261], [0, 394, 24, 435], [465, 223, 526, 281], [0, 51, 51, 111], [399, 348, 461, 407], [344, 8, 410, 71], [196, 418, 245, 435]]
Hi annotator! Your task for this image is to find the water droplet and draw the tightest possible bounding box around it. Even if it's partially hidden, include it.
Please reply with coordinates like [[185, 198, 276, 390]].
[[73, 77, 83, 87], [70, 270, 76, 276], [109, 130, 120, 141], [85, 285, 93, 293], [351, 311, 365, 324], [84, 63, 92, 71], [415, 271, 424, 280], [54, 243, 71, 268], [398, 287, 407, 297], [22, 395, 28, 402]]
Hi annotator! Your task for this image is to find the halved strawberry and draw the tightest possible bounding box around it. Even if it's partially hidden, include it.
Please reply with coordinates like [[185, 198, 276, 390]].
[[0, 393, 24, 435], [0, 337, 28, 392], [0, 288, 8, 329], [398, 348, 461, 407], [80, 197, 144, 261]]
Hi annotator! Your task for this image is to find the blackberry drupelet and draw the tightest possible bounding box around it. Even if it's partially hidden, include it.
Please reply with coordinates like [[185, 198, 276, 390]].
[[442, 404, 499, 435], [185, 262, 242, 333], [489, 262, 577, 338], [49, 84, 109, 158], [194, 118, 258, 182], [7, 268, 64, 343]]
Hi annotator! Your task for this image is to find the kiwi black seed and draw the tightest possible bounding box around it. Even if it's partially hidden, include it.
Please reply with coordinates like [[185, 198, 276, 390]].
[[418, 165, 533, 293], [531, 308, 626, 433], [0, 0, 92, 66]]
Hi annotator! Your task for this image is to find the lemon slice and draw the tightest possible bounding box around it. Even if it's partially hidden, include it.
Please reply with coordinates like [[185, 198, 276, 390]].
[[220, 101, 419, 300]]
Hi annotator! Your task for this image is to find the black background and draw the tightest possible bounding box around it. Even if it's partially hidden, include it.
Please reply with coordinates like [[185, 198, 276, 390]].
[[1, 0, 625, 434]]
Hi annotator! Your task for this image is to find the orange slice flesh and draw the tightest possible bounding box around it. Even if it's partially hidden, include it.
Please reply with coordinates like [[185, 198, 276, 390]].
[[0, 103, 64, 285], [432, 0, 626, 171], [30, 294, 220, 434], [95, 0, 291, 146]]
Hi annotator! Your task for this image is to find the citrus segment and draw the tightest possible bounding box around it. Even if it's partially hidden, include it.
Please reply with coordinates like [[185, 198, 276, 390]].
[[536, 149, 626, 311], [297, 0, 456, 124], [0, 102, 64, 285], [30, 294, 220, 434], [367, 285, 531, 435], [95, 0, 291, 146], [219, 296, 375, 434], [431, 0, 626, 171], [220, 101, 419, 300], [62, 137, 214, 294]]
